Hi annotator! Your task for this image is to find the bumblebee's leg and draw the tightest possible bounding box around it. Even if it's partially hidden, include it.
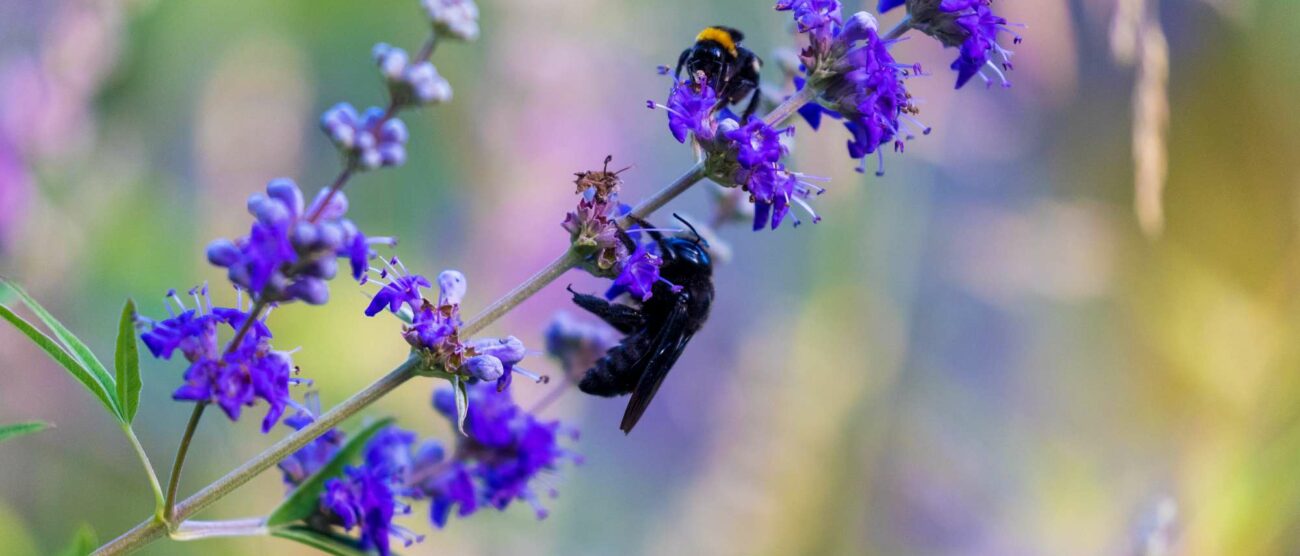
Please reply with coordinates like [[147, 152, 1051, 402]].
[[741, 86, 761, 121], [568, 286, 645, 334], [675, 49, 689, 79]]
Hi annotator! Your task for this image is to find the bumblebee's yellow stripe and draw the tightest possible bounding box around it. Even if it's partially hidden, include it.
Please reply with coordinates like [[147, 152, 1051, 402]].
[[696, 27, 738, 57]]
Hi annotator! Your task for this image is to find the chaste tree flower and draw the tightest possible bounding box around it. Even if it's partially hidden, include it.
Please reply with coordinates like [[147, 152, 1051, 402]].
[[321, 103, 410, 171], [373, 43, 453, 107], [564, 156, 632, 277], [363, 259, 540, 390], [543, 311, 619, 381], [430, 383, 580, 522], [421, 0, 480, 42], [276, 385, 577, 553], [879, 0, 1022, 88], [784, 5, 930, 175], [206, 178, 387, 305], [139, 285, 305, 432]]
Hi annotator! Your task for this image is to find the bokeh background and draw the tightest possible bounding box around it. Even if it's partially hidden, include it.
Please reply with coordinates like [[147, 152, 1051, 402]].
[[1, 0, 1298, 554]]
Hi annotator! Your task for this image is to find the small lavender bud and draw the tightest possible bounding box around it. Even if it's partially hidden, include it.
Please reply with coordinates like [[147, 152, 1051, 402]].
[[289, 278, 330, 305], [437, 270, 466, 305], [248, 193, 290, 226], [291, 221, 319, 250], [206, 239, 241, 267], [462, 354, 505, 381], [266, 178, 305, 218], [840, 11, 878, 43], [422, 0, 480, 42], [470, 336, 526, 366]]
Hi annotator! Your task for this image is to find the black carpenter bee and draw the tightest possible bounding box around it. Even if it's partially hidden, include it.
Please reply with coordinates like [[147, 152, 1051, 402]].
[[569, 216, 714, 434], [677, 26, 763, 121]]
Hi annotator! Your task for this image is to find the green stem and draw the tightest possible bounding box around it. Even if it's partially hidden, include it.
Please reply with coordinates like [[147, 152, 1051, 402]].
[[170, 518, 268, 541], [93, 74, 818, 556], [163, 403, 205, 526], [121, 424, 166, 521], [884, 15, 912, 41]]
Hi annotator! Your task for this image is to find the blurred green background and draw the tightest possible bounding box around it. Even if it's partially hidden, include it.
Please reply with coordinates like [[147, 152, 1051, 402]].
[[2, 0, 1300, 554]]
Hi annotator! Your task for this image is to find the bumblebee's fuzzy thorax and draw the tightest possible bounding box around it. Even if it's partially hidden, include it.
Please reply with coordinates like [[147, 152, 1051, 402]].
[[695, 27, 739, 57]]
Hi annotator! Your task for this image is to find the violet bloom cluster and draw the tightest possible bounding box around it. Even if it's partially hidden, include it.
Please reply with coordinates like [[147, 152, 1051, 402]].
[[277, 384, 576, 555], [373, 43, 453, 108], [879, 0, 1021, 88], [430, 383, 580, 523], [563, 158, 632, 277], [778, 3, 929, 176], [206, 178, 383, 305], [363, 260, 537, 390], [543, 312, 619, 380], [139, 286, 303, 432], [321, 104, 410, 171]]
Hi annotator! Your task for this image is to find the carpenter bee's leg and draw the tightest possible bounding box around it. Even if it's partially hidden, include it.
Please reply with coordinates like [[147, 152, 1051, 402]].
[[567, 286, 646, 334]]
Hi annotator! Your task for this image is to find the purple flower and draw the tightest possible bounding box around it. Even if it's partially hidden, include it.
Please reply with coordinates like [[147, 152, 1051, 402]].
[[466, 335, 531, 391], [140, 286, 304, 432], [797, 17, 928, 175], [373, 43, 453, 107], [422, 0, 480, 41], [320, 103, 409, 170], [738, 165, 828, 230], [563, 190, 630, 276], [649, 78, 720, 144], [412, 447, 477, 528], [776, 0, 843, 48], [206, 178, 385, 304], [430, 383, 579, 520], [544, 312, 619, 379], [878, 0, 1021, 89], [365, 272, 432, 317], [279, 397, 345, 487], [724, 117, 792, 168], [606, 241, 681, 302], [322, 466, 419, 556]]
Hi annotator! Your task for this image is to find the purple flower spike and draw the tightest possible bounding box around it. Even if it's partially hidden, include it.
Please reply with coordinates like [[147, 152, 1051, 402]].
[[321, 427, 424, 556], [321, 103, 409, 171], [724, 117, 792, 168], [607, 242, 680, 302], [649, 79, 720, 144], [374, 43, 453, 107], [140, 286, 306, 432], [207, 178, 378, 303], [427, 384, 579, 523]]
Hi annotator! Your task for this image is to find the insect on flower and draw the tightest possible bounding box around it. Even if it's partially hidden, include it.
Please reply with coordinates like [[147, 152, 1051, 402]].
[[677, 26, 764, 121], [568, 216, 715, 433]]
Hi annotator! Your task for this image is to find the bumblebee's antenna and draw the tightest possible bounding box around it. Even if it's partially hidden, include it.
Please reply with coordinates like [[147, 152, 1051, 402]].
[[672, 213, 705, 245]]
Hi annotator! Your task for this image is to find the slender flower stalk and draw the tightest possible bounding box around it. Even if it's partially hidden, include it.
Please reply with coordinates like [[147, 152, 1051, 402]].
[[155, 20, 446, 531], [93, 87, 822, 556]]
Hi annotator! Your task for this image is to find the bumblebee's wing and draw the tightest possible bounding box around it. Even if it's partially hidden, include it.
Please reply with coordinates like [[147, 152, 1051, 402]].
[[620, 298, 695, 434]]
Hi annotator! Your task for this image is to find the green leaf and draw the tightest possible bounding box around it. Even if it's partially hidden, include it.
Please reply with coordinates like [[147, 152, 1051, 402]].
[[59, 523, 98, 556], [0, 304, 119, 419], [113, 299, 142, 423], [0, 421, 50, 443], [266, 417, 395, 527], [272, 526, 371, 556], [453, 374, 468, 436], [1, 279, 117, 406]]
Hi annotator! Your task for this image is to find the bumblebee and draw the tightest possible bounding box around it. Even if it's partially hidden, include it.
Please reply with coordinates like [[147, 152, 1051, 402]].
[[677, 26, 763, 121]]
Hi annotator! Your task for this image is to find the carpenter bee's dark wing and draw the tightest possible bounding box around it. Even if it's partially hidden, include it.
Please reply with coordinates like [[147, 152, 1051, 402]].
[[620, 298, 695, 434]]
